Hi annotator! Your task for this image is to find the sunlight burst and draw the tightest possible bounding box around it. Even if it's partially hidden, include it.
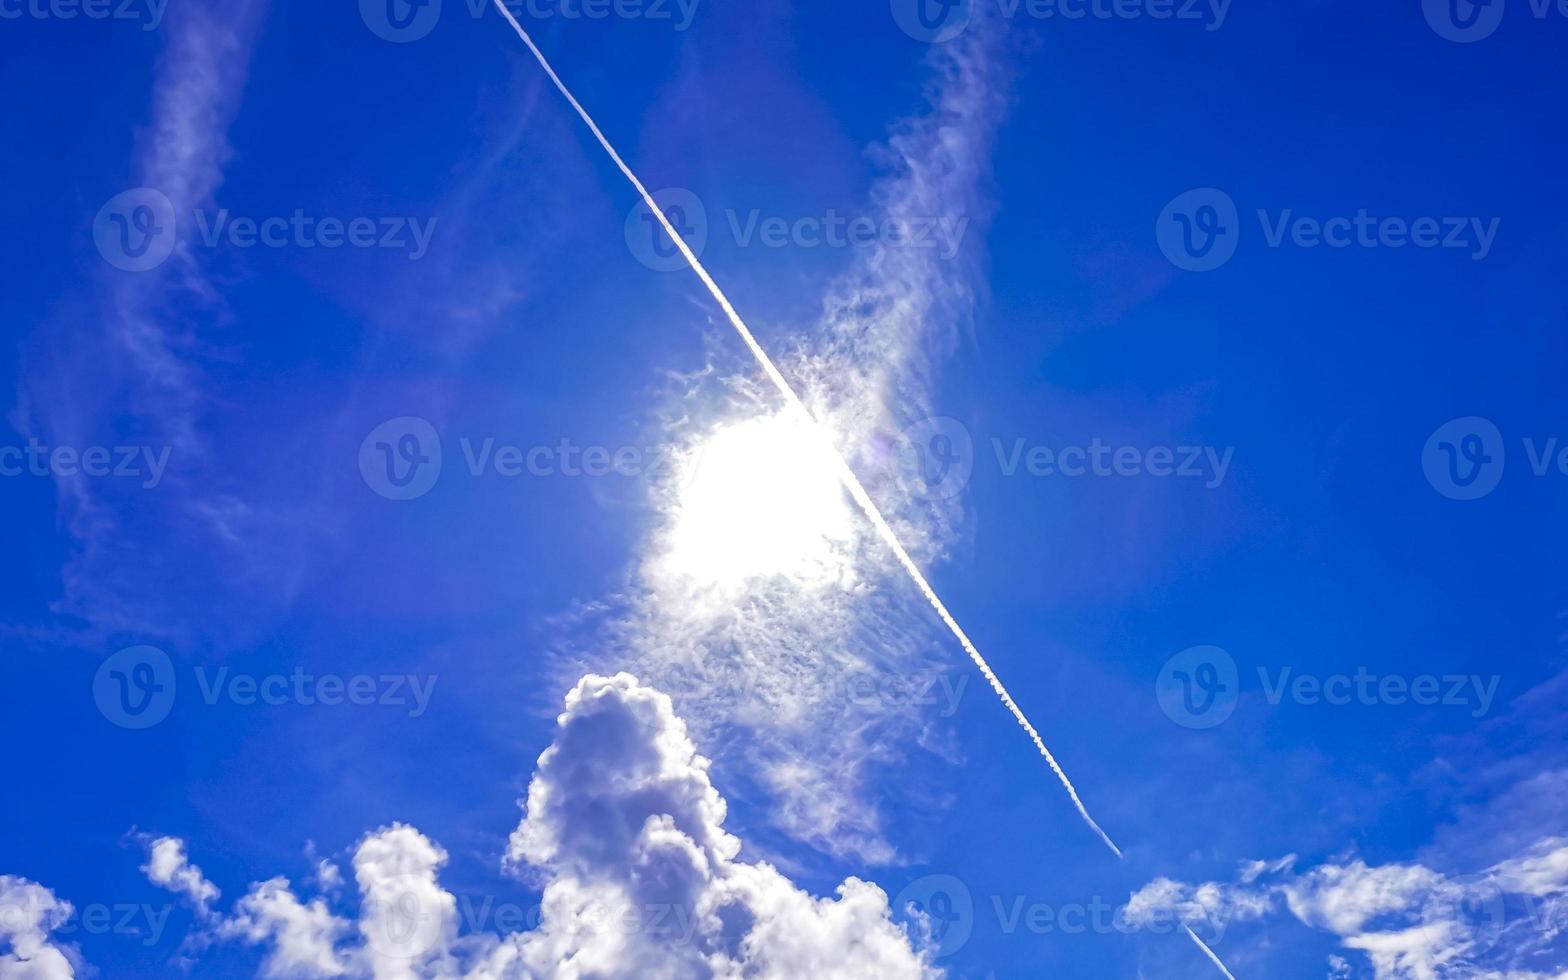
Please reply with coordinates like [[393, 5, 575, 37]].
[[660, 411, 858, 592]]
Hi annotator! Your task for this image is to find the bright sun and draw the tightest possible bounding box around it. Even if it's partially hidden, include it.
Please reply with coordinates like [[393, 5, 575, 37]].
[[659, 411, 857, 592]]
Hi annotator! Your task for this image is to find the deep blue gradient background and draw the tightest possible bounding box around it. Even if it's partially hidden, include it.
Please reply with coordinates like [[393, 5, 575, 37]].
[[2, 1, 1565, 976]]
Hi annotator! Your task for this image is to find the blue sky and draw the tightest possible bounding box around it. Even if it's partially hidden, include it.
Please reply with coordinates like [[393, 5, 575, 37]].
[[3, 1, 1567, 978]]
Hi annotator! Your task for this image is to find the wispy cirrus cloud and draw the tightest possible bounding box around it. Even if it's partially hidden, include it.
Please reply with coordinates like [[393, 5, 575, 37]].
[[10, 0, 308, 642], [1127, 837, 1568, 980], [1126, 668, 1568, 979]]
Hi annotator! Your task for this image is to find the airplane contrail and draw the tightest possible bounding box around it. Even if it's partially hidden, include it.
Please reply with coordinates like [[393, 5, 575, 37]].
[[493, 9, 1243, 978], [488, 0, 1126, 858], [1186, 927, 1240, 980]]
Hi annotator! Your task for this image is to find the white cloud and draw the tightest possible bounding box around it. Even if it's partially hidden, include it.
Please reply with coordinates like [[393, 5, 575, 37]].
[[143, 835, 221, 917], [501, 673, 938, 979], [0, 877, 78, 979], [224, 878, 352, 979], [1122, 875, 1273, 944], [1283, 861, 1457, 937], [1126, 837, 1568, 980], [146, 674, 938, 979]]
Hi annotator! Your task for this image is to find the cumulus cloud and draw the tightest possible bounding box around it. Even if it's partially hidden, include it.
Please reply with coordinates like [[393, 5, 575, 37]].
[[223, 878, 352, 979], [1125, 838, 1568, 979], [138, 674, 937, 979], [143, 835, 222, 918], [500, 673, 937, 978], [0, 877, 78, 979]]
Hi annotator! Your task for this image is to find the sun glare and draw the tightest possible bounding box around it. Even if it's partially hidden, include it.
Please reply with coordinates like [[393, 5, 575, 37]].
[[660, 411, 857, 592]]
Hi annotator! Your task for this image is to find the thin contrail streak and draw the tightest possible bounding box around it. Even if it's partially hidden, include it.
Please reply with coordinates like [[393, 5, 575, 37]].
[[489, 0, 1125, 857], [1186, 927, 1239, 980]]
